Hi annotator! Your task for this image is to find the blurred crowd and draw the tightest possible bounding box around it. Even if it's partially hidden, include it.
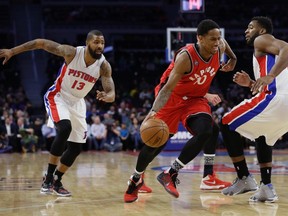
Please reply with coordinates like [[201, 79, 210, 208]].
[[1, 0, 288, 153]]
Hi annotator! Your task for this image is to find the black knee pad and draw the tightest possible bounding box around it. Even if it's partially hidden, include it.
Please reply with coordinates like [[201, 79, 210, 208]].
[[50, 120, 72, 156], [60, 141, 82, 167], [219, 122, 244, 157], [186, 113, 213, 136], [255, 136, 272, 163], [55, 120, 72, 137]]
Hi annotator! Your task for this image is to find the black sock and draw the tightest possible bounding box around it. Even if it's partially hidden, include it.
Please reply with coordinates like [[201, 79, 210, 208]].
[[47, 163, 57, 175], [260, 167, 271, 184], [233, 159, 249, 179], [203, 154, 215, 177], [203, 165, 213, 177], [54, 170, 64, 183]]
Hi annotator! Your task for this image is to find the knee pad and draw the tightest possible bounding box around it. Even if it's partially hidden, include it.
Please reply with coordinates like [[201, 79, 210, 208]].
[[255, 136, 272, 163], [219, 122, 244, 157], [55, 120, 72, 138], [186, 113, 213, 136], [50, 120, 72, 156], [60, 141, 82, 167]]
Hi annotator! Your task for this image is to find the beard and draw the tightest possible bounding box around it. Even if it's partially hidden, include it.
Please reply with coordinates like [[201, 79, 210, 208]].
[[247, 33, 259, 46], [88, 45, 102, 59]]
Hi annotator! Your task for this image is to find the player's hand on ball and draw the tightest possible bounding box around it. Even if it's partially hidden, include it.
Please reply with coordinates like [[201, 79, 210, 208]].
[[143, 110, 157, 123]]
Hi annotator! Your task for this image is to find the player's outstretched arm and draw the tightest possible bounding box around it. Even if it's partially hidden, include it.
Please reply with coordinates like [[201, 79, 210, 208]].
[[0, 39, 76, 65]]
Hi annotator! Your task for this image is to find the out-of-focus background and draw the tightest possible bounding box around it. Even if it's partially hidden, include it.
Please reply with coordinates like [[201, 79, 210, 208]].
[[1, 0, 288, 154]]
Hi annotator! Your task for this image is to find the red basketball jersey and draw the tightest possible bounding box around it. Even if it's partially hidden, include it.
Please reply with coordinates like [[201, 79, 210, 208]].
[[155, 44, 221, 97]]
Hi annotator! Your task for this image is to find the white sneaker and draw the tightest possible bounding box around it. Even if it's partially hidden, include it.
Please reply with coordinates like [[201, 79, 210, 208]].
[[222, 175, 258, 196], [249, 183, 278, 203]]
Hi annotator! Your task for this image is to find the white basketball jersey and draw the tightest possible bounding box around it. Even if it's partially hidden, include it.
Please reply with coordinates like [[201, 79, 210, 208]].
[[49, 46, 105, 102]]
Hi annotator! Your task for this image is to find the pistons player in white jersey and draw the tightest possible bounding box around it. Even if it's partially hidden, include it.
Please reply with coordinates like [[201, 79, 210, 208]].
[[0, 30, 115, 196], [124, 19, 237, 203], [220, 16, 288, 203]]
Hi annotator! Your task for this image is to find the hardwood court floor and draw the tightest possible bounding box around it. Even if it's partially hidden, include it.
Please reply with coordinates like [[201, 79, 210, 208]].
[[0, 149, 287, 216]]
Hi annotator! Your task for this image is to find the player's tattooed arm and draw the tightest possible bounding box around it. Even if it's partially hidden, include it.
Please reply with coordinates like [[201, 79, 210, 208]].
[[151, 51, 189, 113], [9, 39, 76, 63], [97, 60, 115, 102], [151, 88, 172, 112]]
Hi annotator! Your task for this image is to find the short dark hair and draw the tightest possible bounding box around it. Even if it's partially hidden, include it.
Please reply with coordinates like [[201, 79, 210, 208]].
[[251, 16, 273, 34], [86, 30, 103, 41], [197, 19, 220, 36]]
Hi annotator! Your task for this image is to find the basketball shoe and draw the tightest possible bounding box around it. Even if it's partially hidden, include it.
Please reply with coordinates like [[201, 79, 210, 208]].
[[124, 176, 144, 203], [249, 183, 278, 203], [200, 172, 232, 190], [138, 173, 152, 193], [157, 171, 180, 198], [40, 174, 54, 195], [53, 180, 71, 197], [222, 174, 258, 196]]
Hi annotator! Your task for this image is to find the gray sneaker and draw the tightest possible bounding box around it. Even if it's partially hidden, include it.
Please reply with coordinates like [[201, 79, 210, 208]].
[[249, 183, 278, 203], [222, 175, 258, 196]]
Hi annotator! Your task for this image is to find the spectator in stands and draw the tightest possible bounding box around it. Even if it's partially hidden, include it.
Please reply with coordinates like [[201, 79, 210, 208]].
[[119, 123, 131, 151], [103, 121, 122, 152], [0, 123, 12, 153], [19, 127, 37, 153], [129, 117, 143, 151], [41, 117, 56, 152], [3, 115, 18, 151], [90, 115, 107, 150]]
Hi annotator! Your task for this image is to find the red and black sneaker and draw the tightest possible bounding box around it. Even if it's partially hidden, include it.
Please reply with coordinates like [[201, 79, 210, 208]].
[[40, 174, 54, 195], [139, 173, 152, 193], [157, 171, 180, 198], [124, 176, 144, 203], [53, 181, 71, 197]]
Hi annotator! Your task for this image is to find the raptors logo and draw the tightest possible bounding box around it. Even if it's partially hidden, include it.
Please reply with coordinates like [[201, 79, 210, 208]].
[[188, 66, 217, 85]]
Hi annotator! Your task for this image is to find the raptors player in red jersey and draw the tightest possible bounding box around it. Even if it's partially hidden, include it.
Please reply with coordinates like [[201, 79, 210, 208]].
[[0, 30, 115, 196], [124, 19, 237, 203]]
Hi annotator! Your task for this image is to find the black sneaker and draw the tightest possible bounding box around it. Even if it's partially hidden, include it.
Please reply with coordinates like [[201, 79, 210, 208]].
[[53, 181, 71, 197], [40, 174, 54, 195]]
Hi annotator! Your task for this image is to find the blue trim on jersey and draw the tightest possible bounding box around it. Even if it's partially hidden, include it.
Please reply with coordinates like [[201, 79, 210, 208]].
[[43, 84, 56, 120], [229, 54, 277, 130]]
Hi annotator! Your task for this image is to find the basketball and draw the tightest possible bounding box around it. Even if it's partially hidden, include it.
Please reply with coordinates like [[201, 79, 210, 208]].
[[140, 118, 169, 148]]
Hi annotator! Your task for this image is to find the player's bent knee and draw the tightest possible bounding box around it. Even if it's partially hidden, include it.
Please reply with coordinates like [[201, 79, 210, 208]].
[[55, 120, 72, 138], [60, 141, 82, 167]]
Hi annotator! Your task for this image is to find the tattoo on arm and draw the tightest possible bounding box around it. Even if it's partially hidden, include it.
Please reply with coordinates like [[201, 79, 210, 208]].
[[100, 61, 114, 93], [152, 89, 172, 112], [43, 40, 66, 56]]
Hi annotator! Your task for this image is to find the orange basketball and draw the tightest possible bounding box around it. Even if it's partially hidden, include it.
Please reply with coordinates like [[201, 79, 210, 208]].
[[140, 118, 169, 148]]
